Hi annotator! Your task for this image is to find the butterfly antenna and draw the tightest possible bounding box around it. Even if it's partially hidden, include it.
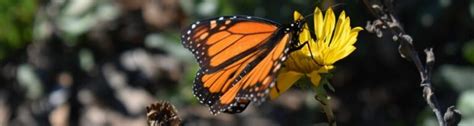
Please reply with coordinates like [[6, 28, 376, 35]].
[[327, 3, 346, 10], [303, 3, 347, 20]]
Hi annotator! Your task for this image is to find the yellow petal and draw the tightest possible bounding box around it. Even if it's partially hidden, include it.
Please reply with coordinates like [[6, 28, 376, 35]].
[[330, 46, 356, 63], [323, 8, 336, 44], [293, 11, 303, 21], [331, 11, 347, 48], [340, 30, 361, 48], [270, 68, 304, 99], [313, 7, 324, 39], [319, 65, 333, 73], [299, 23, 311, 44], [344, 27, 363, 46], [307, 70, 322, 87], [351, 27, 364, 32], [332, 25, 362, 55], [340, 16, 352, 46], [334, 24, 363, 50]]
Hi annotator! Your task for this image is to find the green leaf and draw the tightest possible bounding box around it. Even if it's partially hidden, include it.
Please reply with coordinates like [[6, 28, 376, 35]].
[[439, 65, 474, 91], [463, 39, 474, 64]]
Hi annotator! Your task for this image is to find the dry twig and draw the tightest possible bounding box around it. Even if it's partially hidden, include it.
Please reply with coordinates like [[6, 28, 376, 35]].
[[146, 101, 181, 126], [361, 0, 461, 125]]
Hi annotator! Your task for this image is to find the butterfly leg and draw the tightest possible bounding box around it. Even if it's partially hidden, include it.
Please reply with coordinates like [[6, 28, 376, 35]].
[[290, 41, 319, 65]]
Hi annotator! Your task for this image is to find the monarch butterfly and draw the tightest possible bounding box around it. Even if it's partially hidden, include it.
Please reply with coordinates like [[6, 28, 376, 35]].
[[181, 14, 307, 114]]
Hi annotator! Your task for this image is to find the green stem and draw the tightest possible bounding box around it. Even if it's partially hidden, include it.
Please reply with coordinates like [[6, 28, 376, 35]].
[[315, 73, 336, 126], [315, 91, 336, 126]]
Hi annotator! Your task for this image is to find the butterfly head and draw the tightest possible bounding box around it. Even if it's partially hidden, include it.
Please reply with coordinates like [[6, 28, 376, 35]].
[[286, 16, 305, 31], [286, 15, 309, 52]]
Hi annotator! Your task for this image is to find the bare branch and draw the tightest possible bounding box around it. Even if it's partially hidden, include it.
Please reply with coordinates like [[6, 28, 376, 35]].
[[361, 0, 461, 125]]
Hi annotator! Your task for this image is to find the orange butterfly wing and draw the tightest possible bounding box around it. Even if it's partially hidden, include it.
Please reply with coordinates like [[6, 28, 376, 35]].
[[182, 16, 292, 114]]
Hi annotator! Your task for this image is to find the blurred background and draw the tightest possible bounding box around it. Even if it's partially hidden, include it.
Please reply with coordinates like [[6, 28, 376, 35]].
[[0, 0, 473, 125]]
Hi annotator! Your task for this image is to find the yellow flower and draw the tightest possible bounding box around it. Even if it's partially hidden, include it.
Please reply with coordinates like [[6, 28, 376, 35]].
[[270, 7, 363, 99]]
